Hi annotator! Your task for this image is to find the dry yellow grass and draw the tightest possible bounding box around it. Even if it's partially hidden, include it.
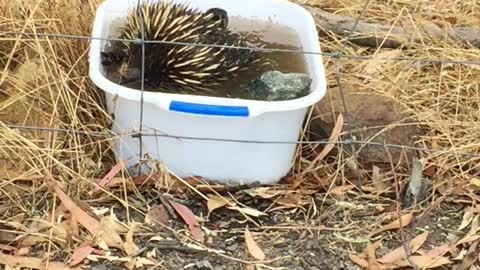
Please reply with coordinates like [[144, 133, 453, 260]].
[[0, 0, 479, 268], [302, 0, 480, 194], [0, 0, 114, 217]]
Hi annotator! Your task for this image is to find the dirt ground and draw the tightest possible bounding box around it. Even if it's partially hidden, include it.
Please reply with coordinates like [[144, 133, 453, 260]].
[[0, 176, 469, 270], [123, 190, 465, 270]]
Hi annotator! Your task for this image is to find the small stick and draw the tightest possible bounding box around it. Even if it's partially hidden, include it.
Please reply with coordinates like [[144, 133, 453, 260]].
[[384, 142, 417, 270]]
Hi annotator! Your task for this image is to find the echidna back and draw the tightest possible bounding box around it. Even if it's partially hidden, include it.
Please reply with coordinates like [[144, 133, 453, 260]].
[[110, 1, 264, 94]]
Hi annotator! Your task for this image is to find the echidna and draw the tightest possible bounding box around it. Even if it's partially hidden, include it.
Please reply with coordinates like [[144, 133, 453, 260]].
[[101, 0, 270, 94]]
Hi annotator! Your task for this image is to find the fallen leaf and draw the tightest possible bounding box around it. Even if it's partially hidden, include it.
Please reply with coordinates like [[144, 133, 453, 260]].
[[89, 177, 134, 191], [52, 185, 100, 234], [95, 161, 125, 192], [246, 188, 316, 198], [426, 137, 438, 150], [20, 219, 71, 247], [345, 157, 360, 175], [424, 165, 437, 178], [70, 214, 80, 237], [470, 178, 480, 188], [0, 244, 15, 251], [91, 207, 110, 216], [124, 222, 141, 256], [207, 195, 229, 214], [244, 187, 283, 199], [456, 235, 480, 246], [330, 185, 355, 196], [206, 236, 214, 245], [276, 195, 309, 208], [52, 183, 123, 248], [52, 221, 70, 241], [182, 177, 201, 186], [8, 214, 26, 228], [146, 249, 157, 259], [170, 201, 204, 242], [145, 205, 170, 227], [14, 216, 64, 245], [134, 257, 156, 268], [0, 229, 16, 243], [459, 210, 475, 231], [69, 245, 94, 266], [148, 236, 164, 242], [458, 241, 480, 270], [407, 255, 451, 268], [366, 242, 381, 270], [131, 174, 150, 185], [17, 218, 49, 235], [378, 231, 429, 264], [425, 244, 450, 258], [19, 236, 49, 247], [244, 227, 265, 261], [0, 253, 75, 270], [14, 247, 30, 256], [228, 206, 267, 217], [468, 215, 480, 235], [381, 255, 450, 269], [125, 258, 136, 270], [307, 114, 344, 169], [369, 213, 413, 237], [360, 241, 382, 257], [349, 253, 369, 268], [101, 210, 129, 234], [453, 248, 468, 261], [74, 199, 96, 216], [372, 165, 388, 192]]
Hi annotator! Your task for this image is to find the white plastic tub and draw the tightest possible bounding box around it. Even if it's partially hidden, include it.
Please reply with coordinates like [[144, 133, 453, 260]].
[[89, 0, 327, 185]]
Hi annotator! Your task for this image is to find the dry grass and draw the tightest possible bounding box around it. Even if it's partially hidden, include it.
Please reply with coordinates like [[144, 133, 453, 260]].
[[300, 0, 480, 194], [0, 0, 479, 269], [0, 0, 113, 213]]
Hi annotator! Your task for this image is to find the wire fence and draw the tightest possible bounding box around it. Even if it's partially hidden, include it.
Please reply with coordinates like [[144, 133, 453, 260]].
[[2, 3, 479, 268], [1, 0, 480, 170], [332, 0, 372, 188], [5, 31, 480, 66]]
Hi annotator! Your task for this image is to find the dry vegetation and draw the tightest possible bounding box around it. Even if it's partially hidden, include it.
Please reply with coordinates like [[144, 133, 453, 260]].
[[0, 0, 479, 269]]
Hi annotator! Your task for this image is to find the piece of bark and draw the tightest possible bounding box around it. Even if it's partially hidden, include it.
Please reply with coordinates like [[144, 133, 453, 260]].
[[302, 5, 480, 48]]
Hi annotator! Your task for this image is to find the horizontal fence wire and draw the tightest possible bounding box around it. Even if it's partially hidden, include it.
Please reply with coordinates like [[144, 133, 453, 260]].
[[3, 31, 480, 66], [4, 124, 480, 158]]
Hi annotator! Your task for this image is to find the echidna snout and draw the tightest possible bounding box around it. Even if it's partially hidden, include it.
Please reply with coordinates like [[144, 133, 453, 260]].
[[119, 66, 141, 84]]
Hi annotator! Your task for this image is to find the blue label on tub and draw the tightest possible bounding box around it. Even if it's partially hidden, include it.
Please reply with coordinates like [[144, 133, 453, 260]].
[[169, 101, 250, 117]]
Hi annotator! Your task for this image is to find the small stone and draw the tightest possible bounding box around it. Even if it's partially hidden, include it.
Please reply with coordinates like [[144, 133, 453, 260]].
[[195, 260, 214, 270], [225, 243, 238, 252], [403, 158, 432, 208], [247, 70, 312, 101]]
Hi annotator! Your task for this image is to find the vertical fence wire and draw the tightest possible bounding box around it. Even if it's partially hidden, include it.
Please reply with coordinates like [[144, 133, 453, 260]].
[[137, 0, 146, 174], [334, 0, 372, 191]]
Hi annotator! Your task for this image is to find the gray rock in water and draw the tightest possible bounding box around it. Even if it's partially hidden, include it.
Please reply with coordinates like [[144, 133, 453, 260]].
[[247, 71, 312, 101]]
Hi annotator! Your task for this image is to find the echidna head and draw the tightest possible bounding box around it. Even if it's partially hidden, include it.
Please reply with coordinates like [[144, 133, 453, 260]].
[[205, 8, 228, 29]]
